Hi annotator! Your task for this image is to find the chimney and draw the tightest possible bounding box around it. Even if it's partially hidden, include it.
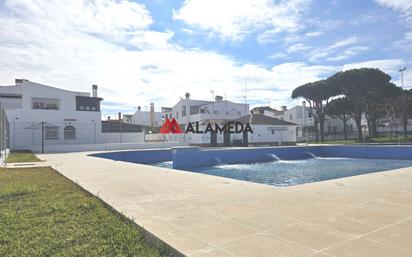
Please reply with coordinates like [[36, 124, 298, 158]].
[[107, 116, 111, 120], [137, 106, 141, 111], [185, 92, 190, 99], [15, 78, 28, 86], [215, 95, 223, 101], [92, 85, 98, 97], [118, 112, 122, 122], [150, 103, 155, 127], [282, 106, 287, 111]]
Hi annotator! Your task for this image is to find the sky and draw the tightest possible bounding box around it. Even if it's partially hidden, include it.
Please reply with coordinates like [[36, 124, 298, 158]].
[[0, 0, 411, 117]]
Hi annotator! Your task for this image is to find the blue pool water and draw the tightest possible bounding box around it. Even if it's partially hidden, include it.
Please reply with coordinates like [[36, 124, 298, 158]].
[[155, 157, 412, 186]]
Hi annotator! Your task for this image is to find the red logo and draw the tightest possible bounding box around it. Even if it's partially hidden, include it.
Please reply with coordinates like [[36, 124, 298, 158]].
[[160, 118, 183, 134]]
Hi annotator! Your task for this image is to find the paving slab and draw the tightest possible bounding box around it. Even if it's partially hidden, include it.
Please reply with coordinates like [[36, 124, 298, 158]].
[[38, 151, 412, 257]]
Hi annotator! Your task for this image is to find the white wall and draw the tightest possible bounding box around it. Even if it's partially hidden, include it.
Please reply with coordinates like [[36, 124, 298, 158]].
[[1, 81, 104, 150], [28, 142, 185, 153], [164, 98, 249, 126], [131, 110, 163, 126], [102, 132, 144, 144]]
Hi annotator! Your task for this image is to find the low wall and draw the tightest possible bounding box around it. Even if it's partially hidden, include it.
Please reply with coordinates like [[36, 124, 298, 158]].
[[102, 132, 144, 143], [29, 142, 185, 153]]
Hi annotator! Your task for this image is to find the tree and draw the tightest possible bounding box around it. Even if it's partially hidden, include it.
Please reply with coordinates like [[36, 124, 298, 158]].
[[397, 89, 412, 138], [325, 98, 353, 140], [380, 83, 403, 137], [328, 68, 393, 141], [292, 80, 340, 141]]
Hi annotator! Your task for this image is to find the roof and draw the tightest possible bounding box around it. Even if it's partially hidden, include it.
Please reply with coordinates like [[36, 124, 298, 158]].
[[251, 106, 283, 115], [234, 114, 297, 126]]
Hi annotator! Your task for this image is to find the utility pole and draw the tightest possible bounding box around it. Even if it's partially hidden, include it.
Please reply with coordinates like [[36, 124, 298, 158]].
[[399, 67, 407, 88], [41, 121, 45, 154]]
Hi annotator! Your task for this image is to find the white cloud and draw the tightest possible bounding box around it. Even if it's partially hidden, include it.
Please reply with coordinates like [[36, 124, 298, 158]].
[[375, 0, 412, 50], [305, 31, 323, 37], [173, 0, 311, 41], [327, 46, 369, 61], [308, 37, 360, 62], [342, 59, 405, 72], [287, 43, 311, 53], [375, 0, 412, 20], [342, 59, 410, 87], [0, 0, 340, 116]]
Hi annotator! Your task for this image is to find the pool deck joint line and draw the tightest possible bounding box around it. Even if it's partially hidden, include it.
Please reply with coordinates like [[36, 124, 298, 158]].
[[39, 151, 412, 257]]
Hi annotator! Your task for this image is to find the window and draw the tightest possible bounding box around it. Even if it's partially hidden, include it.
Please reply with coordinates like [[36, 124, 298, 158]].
[[289, 114, 293, 121], [190, 106, 199, 115], [32, 98, 59, 110], [64, 125, 76, 140], [76, 96, 101, 112], [182, 106, 186, 117], [45, 126, 59, 140], [297, 109, 303, 119]]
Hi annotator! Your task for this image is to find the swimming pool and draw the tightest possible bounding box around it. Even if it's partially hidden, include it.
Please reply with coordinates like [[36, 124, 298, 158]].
[[91, 145, 412, 187], [155, 157, 412, 186]]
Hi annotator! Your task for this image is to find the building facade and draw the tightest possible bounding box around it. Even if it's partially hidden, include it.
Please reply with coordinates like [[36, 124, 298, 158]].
[[0, 79, 103, 149], [162, 93, 250, 126]]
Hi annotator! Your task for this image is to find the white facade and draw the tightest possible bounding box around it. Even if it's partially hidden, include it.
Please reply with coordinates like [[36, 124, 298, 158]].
[[0, 79, 103, 150], [162, 95, 250, 126], [273, 105, 357, 138], [129, 107, 163, 127]]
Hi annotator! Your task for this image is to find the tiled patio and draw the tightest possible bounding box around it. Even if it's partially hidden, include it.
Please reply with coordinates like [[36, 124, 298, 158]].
[[39, 151, 412, 257]]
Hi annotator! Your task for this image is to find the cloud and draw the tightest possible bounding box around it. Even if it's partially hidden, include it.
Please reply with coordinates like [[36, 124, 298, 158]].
[[308, 37, 360, 62], [0, 0, 340, 116], [173, 0, 311, 41], [374, 0, 412, 21], [327, 46, 369, 61], [342, 58, 405, 72], [287, 43, 311, 53], [375, 0, 412, 50], [342, 59, 410, 87]]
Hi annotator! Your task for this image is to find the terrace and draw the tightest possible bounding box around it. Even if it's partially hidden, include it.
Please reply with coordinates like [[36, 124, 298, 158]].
[[36, 147, 412, 256]]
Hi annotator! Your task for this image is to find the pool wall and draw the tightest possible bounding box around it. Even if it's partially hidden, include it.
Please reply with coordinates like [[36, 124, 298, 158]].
[[90, 149, 172, 164], [89, 145, 412, 169], [172, 145, 412, 169]]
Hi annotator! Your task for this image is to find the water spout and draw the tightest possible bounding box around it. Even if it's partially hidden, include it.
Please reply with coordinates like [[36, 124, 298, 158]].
[[305, 152, 318, 158], [266, 153, 280, 161]]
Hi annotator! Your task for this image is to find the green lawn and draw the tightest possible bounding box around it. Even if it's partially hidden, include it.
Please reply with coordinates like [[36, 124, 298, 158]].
[[0, 167, 165, 257], [6, 150, 41, 163]]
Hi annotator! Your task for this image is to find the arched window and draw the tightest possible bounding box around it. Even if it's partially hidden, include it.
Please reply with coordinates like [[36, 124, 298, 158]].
[[64, 125, 76, 140]]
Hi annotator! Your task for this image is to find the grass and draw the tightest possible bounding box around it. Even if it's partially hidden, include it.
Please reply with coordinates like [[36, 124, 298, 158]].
[[6, 150, 41, 163], [0, 167, 165, 257]]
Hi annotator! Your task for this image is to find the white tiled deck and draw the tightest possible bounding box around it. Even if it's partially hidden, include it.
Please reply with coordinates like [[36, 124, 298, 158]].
[[39, 151, 412, 257]]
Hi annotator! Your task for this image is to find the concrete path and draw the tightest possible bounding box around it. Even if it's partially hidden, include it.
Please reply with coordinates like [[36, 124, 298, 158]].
[[39, 152, 412, 257]]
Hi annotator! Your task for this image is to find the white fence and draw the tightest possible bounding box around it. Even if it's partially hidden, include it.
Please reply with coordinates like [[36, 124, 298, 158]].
[[9, 121, 186, 153]]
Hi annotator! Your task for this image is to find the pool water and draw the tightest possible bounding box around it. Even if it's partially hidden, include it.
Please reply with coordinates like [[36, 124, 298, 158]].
[[155, 157, 412, 186]]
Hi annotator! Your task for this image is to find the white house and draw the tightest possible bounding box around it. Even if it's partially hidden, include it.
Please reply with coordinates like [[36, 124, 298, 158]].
[[162, 93, 250, 126], [128, 104, 163, 127], [0, 79, 103, 150], [233, 114, 297, 145], [158, 93, 297, 146]]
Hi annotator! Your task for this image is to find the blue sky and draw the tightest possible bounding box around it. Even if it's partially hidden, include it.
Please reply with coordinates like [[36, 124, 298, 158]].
[[0, 0, 411, 117]]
